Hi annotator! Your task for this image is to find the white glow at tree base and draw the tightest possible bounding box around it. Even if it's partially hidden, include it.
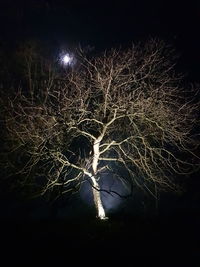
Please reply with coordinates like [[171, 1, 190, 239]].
[[97, 205, 108, 220]]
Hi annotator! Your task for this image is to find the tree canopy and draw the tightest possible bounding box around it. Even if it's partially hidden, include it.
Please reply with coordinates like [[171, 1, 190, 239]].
[[1, 39, 199, 219]]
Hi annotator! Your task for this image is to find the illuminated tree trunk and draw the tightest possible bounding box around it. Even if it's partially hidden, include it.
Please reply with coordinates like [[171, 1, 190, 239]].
[[91, 137, 107, 220]]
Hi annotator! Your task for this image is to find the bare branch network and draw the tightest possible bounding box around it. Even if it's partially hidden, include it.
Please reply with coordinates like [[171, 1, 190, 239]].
[[1, 39, 199, 218]]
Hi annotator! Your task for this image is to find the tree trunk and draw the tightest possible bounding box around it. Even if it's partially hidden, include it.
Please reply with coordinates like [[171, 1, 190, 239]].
[[91, 176, 107, 220], [91, 137, 108, 220]]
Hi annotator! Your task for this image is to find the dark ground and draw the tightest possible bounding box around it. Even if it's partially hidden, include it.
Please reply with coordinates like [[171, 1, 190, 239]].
[[1, 214, 199, 267], [0, 191, 199, 267]]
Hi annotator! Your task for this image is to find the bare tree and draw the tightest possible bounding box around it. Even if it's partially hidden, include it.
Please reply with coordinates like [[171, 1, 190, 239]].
[[1, 39, 199, 220]]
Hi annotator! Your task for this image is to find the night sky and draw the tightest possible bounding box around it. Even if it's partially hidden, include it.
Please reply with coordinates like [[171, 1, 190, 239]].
[[0, 1, 200, 266], [0, 0, 200, 81]]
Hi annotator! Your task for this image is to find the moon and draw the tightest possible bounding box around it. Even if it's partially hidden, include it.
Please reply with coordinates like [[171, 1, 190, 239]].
[[61, 53, 73, 65], [59, 52, 76, 68]]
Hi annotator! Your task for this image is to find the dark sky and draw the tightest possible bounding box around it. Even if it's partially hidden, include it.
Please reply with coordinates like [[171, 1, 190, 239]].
[[0, 0, 200, 81]]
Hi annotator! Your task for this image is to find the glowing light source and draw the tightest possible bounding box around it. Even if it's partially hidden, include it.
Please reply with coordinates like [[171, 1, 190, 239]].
[[63, 54, 71, 64], [61, 53, 73, 66]]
